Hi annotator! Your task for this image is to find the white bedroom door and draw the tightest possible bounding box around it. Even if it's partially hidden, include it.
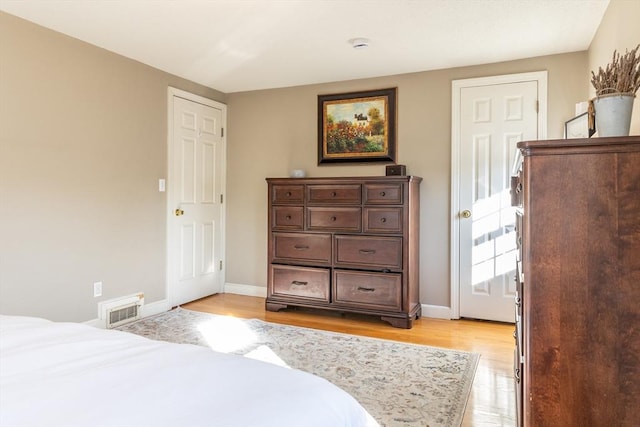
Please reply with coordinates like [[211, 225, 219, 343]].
[[453, 73, 544, 322], [168, 90, 226, 307]]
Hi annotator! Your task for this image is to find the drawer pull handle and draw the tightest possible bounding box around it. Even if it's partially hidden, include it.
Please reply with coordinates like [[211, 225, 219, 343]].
[[294, 245, 309, 250], [380, 217, 387, 223], [331, 191, 337, 197], [330, 216, 337, 222], [292, 280, 308, 286], [285, 191, 292, 197], [357, 286, 375, 292], [380, 191, 386, 196], [359, 249, 376, 255]]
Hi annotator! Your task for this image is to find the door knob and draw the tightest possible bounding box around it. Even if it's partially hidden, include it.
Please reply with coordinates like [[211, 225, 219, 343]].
[[461, 210, 471, 218], [175, 208, 184, 216]]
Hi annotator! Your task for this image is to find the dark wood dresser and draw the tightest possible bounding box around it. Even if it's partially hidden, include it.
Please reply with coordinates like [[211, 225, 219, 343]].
[[511, 136, 640, 426], [266, 176, 421, 328]]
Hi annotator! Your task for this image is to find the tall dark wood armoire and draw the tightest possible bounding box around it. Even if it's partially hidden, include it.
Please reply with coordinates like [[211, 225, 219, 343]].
[[511, 136, 640, 426]]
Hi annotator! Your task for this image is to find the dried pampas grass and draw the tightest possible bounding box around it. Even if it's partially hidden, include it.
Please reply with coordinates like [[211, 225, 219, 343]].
[[591, 44, 640, 97]]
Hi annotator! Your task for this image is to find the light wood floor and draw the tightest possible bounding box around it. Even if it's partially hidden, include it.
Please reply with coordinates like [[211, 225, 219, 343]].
[[184, 293, 516, 427]]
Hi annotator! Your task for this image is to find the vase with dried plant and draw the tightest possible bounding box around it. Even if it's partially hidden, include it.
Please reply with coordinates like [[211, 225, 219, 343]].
[[589, 44, 640, 136], [590, 44, 640, 137]]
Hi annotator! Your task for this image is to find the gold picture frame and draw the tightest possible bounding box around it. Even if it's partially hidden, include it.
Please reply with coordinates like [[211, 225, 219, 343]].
[[318, 88, 397, 164]]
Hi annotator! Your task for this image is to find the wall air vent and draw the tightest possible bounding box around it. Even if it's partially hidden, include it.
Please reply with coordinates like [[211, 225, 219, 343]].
[[99, 293, 144, 328], [108, 304, 139, 328]]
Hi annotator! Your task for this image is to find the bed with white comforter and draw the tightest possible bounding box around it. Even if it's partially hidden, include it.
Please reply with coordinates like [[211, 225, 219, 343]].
[[0, 314, 378, 427]]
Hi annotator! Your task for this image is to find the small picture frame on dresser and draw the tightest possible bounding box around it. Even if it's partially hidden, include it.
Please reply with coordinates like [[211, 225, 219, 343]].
[[564, 112, 595, 139]]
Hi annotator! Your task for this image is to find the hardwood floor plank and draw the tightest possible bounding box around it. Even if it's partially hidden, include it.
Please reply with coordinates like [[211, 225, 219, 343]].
[[183, 293, 516, 426]]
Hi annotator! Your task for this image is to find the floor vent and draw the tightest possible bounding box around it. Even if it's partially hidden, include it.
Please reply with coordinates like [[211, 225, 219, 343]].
[[108, 304, 139, 328], [99, 293, 144, 328]]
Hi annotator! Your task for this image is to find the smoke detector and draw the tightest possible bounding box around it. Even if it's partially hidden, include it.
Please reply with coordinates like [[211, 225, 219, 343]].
[[349, 38, 370, 49]]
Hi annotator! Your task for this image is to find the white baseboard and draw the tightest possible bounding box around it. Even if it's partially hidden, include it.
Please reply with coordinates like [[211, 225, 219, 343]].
[[421, 304, 452, 320], [82, 292, 449, 325], [224, 282, 267, 298], [84, 298, 170, 328], [223, 285, 451, 320], [143, 298, 171, 317]]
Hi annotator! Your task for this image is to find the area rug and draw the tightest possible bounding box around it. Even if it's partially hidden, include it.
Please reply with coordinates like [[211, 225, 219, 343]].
[[118, 308, 479, 427]]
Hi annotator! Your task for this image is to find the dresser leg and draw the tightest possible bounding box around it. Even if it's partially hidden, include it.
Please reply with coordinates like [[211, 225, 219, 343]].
[[266, 302, 288, 312], [381, 316, 413, 329]]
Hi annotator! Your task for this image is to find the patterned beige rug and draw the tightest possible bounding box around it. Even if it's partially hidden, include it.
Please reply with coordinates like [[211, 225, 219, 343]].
[[118, 308, 479, 427]]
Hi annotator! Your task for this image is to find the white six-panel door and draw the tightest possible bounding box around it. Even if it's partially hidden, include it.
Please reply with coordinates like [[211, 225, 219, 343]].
[[452, 73, 546, 322], [168, 91, 225, 306]]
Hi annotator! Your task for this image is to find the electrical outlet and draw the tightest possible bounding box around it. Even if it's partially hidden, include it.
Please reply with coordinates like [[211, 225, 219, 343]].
[[93, 281, 103, 298]]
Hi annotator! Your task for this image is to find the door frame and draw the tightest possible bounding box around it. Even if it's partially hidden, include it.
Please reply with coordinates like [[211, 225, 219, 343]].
[[450, 71, 547, 319], [166, 87, 227, 307]]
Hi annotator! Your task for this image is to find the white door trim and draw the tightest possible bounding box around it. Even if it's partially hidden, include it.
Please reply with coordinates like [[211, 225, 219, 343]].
[[450, 71, 547, 319], [166, 87, 227, 307]]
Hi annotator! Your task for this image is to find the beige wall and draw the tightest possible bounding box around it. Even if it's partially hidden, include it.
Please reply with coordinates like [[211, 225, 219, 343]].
[[226, 52, 588, 308], [589, 0, 640, 135], [3, 0, 633, 321], [0, 12, 224, 321]]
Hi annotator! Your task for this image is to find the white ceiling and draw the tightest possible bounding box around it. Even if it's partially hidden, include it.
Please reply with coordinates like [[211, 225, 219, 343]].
[[1, 0, 610, 93]]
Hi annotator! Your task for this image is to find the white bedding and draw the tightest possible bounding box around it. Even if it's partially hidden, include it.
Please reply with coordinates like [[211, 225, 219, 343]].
[[0, 315, 378, 427]]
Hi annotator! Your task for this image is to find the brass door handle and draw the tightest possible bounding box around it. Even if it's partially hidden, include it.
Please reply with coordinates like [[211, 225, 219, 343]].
[[175, 208, 184, 216], [461, 210, 471, 218]]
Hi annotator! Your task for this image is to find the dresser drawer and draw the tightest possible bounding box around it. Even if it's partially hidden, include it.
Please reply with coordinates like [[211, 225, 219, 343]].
[[515, 211, 523, 262], [514, 265, 523, 318], [364, 208, 402, 233], [514, 266, 523, 359], [510, 172, 523, 207], [307, 207, 361, 231], [272, 185, 304, 204], [333, 270, 402, 311], [272, 232, 331, 264], [334, 235, 402, 269], [270, 265, 330, 303], [272, 206, 304, 230], [363, 183, 403, 204], [307, 184, 361, 204], [514, 348, 523, 427]]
